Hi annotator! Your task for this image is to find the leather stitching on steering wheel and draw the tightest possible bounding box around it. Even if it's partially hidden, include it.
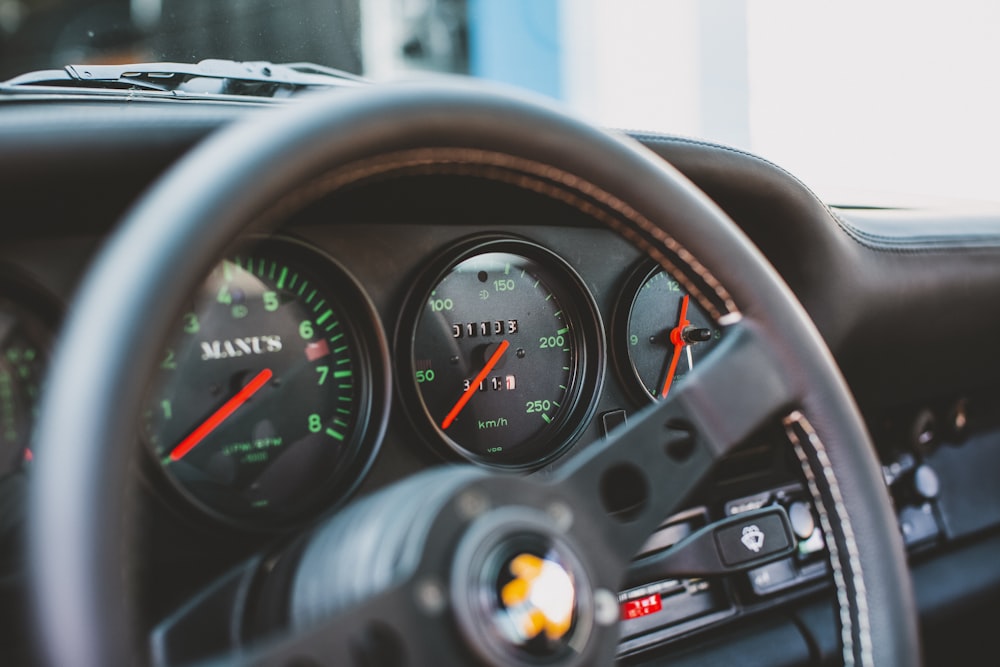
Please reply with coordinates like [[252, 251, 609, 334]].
[[245, 148, 738, 320], [786, 410, 872, 667]]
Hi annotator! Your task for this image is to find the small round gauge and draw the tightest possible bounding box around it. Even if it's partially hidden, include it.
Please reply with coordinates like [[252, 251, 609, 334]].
[[0, 296, 51, 475], [615, 261, 722, 403], [143, 238, 388, 529], [398, 237, 604, 469]]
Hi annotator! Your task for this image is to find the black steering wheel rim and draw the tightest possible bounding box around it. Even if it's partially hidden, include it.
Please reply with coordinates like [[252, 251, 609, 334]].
[[28, 79, 919, 666]]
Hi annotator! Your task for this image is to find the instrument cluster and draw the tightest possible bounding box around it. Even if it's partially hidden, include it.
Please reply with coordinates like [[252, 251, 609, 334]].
[[1, 228, 730, 532]]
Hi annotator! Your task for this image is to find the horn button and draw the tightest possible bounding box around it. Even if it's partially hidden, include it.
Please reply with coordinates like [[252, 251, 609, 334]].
[[451, 507, 594, 666]]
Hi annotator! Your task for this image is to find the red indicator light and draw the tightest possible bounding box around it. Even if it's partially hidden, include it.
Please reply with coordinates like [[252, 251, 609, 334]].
[[305, 339, 330, 361], [621, 593, 662, 620]]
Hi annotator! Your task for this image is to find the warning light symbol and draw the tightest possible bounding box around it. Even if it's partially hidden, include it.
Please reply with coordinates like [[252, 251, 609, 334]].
[[305, 339, 330, 362]]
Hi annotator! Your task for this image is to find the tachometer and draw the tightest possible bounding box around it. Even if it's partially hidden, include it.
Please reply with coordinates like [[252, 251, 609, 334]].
[[0, 295, 51, 475], [398, 237, 603, 469], [143, 238, 388, 529], [614, 260, 722, 404]]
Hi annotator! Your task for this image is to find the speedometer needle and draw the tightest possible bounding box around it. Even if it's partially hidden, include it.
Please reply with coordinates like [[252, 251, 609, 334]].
[[441, 339, 510, 430], [660, 295, 690, 399], [168, 368, 273, 462]]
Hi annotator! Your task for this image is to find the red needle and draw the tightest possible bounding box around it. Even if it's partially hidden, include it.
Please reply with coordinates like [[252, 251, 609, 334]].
[[660, 295, 691, 399], [441, 339, 510, 430], [168, 368, 273, 462]]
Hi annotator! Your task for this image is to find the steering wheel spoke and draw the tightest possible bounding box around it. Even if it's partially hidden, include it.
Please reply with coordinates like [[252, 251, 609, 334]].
[[238, 583, 445, 667], [150, 556, 262, 666], [153, 469, 491, 667], [549, 318, 800, 566], [153, 564, 451, 667]]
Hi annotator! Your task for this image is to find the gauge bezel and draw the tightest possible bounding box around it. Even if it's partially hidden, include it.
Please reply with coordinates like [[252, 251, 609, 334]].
[[395, 235, 605, 471], [612, 258, 723, 406], [140, 236, 391, 533]]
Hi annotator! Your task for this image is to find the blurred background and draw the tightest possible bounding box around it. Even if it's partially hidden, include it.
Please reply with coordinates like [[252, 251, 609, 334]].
[[1, 0, 998, 205]]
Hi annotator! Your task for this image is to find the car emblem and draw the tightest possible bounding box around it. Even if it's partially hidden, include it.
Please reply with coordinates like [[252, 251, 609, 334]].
[[499, 553, 576, 643]]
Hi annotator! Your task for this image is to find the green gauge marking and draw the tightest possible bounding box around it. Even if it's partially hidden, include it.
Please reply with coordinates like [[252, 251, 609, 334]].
[[143, 244, 379, 528]]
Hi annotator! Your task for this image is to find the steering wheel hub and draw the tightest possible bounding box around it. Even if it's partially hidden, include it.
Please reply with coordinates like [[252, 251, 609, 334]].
[[450, 506, 595, 666]]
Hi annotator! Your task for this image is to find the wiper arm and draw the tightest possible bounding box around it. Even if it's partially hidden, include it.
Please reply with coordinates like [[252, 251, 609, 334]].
[[1, 59, 365, 98]]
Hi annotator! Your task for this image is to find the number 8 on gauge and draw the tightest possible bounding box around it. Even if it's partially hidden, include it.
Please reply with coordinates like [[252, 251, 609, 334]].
[[398, 237, 604, 469], [143, 239, 389, 530]]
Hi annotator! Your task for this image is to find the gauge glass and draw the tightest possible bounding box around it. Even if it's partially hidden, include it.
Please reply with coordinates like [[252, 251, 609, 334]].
[[403, 239, 603, 468], [0, 297, 50, 475], [618, 264, 722, 403], [144, 241, 385, 528]]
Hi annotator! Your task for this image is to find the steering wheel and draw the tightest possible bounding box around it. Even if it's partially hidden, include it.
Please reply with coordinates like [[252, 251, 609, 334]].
[[28, 81, 919, 666]]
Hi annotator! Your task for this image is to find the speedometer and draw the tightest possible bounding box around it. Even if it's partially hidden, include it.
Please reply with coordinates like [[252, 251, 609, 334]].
[[397, 236, 604, 469], [143, 238, 388, 530]]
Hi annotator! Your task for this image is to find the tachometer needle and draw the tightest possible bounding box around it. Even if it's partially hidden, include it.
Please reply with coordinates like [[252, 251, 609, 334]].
[[441, 339, 510, 430], [660, 295, 690, 399], [168, 368, 273, 462]]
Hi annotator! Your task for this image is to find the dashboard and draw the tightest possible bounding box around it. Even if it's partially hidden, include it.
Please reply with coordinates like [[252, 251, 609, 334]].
[[2, 93, 1000, 666]]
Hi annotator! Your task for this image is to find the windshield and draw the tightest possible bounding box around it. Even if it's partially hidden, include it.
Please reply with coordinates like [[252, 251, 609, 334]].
[[1, 0, 997, 205]]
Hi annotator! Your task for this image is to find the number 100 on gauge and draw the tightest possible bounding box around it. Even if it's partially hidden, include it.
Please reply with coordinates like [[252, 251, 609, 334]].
[[399, 237, 604, 470]]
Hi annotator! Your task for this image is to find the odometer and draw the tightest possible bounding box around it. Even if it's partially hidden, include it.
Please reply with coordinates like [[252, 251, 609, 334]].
[[143, 239, 388, 529], [399, 237, 603, 469]]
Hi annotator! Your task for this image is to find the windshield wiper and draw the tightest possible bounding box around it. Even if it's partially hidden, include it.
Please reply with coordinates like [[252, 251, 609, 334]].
[[0, 59, 366, 99]]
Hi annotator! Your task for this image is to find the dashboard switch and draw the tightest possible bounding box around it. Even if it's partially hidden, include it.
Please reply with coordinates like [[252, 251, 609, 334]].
[[748, 557, 797, 595], [627, 507, 795, 582], [914, 464, 940, 500], [788, 501, 816, 540], [899, 503, 940, 546], [715, 510, 794, 567], [600, 410, 628, 438], [797, 528, 826, 556]]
